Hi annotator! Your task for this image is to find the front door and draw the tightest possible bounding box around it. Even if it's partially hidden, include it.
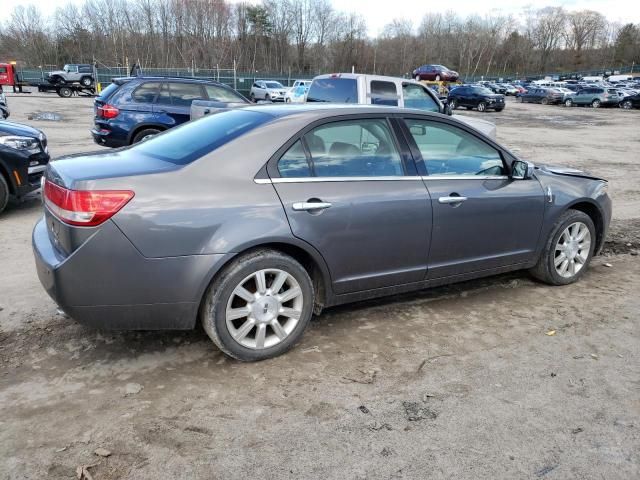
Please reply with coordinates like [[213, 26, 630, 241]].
[[270, 117, 432, 294], [402, 117, 545, 279]]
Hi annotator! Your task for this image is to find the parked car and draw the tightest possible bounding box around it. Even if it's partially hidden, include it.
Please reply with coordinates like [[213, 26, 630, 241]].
[[564, 87, 621, 108], [448, 85, 505, 112], [552, 87, 576, 102], [619, 93, 640, 109], [500, 84, 519, 95], [412, 64, 459, 82], [250, 80, 288, 102], [91, 76, 249, 147], [306, 73, 497, 138], [0, 119, 49, 214], [288, 80, 311, 92], [47, 64, 94, 86], [517, 87, 563, 105], [285, 84, 309, 103], [486, 83, 507, 94], [33, 105, 611, 361]]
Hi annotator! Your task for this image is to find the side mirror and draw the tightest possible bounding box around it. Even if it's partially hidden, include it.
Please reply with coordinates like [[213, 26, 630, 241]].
[[511, 160, 534, 179]]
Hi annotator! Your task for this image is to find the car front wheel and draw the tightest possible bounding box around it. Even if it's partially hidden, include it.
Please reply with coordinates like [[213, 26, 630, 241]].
[[415, 75, 421, 81], [591, 99, 601, 108], [0, 174, 9, 214], [565, 99, 573, 107], [202, 249, 314, 361], [80, 76, 92, 87], [621, 100, 632, 109], [477, 102, 487, 112], [530, 210, 595, 286]]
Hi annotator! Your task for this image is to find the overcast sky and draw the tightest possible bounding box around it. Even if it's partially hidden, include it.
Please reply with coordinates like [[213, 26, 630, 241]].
[[2, 0, 640, 36]]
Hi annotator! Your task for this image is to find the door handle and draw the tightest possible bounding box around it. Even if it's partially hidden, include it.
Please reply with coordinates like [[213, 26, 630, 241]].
[[292, 201, 332, 211], [438, 196, 468, 204]]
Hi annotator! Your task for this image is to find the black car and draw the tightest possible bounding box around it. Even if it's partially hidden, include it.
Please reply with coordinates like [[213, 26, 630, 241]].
[[619, 93, 640, 110], [92, 77, 249, 148], [486, 83, 507, 94], [517, 87, 563, 105], [0, 120, 49, 214], [448, 86, 505, 112]]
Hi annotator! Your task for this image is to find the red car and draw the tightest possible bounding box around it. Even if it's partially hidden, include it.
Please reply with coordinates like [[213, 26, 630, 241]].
[[413, 64, 459, 82]]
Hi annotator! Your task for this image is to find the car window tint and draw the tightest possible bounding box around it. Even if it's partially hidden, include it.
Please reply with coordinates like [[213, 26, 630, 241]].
[[402, 83, 439, 112], [277, 140, 311, 178], [304, 119, 403, 177], [205, 84, 244, 102], [97, 82, 120, 101], [404, 119, 505, 176], [132, 82, 161, 103], [168, 82, 205, 106], [132, 110, 271, 165], [306, 78, 357, 103], [370, 80, 398, 106], [156, 83, 172, 105]]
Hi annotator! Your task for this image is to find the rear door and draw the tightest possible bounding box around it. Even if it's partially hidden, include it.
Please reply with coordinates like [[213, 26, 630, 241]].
[[401, 116, 545, 278], [269, 115, 432, 294], [154, 82, 206, 126]]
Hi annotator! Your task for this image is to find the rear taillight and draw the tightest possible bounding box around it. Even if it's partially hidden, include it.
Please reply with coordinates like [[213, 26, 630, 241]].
[[97, 104, 119, 119], [44, 179, 134, 227]]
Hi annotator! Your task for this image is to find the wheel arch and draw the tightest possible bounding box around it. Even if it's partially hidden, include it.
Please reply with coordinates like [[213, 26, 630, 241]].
[[566, 200, 606, 254], [196, 238, 334, 326], [0, 162, 17, 195], [127, 123, 167, 144]]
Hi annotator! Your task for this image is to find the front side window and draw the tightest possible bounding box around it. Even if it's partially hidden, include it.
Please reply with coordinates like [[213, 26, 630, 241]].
[[132, 82, 161, 103], [303, 119, 403, 177], [402, 83, 439, 112], [168, 83, 205, 106], [370, 80, 398, 106], [404, 119, 505, 176]]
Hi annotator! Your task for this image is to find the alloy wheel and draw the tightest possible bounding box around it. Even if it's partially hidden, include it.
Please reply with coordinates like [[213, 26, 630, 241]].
[[225, 269, 303, 350], [592, 100, 600, 108], [554, 222, 591, 278], [477, 102, 486, 112], [622, 100, 632, 109]]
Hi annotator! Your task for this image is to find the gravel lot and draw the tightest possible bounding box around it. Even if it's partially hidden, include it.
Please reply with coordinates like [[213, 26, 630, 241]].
[[1, 92, 639, 480]]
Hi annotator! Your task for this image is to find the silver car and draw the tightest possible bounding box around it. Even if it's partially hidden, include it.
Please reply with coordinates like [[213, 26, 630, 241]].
[[33, 105, 611, 361], [249, 80, 288, 102]]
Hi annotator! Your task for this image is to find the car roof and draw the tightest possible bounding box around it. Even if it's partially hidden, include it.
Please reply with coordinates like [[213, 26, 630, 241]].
[[312, 73, 426, 87], [112, 76, 231, 87], [236, 103, 444, 120]]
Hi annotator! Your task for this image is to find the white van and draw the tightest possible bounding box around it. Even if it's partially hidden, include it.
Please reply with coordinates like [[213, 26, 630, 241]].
[[306, 73, 496, 139], [608, 74, 633, 83], [582, 76, 604, 83]]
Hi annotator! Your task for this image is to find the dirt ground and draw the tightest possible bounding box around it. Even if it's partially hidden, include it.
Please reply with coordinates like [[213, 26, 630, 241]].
[[1, 92, 639, 480]]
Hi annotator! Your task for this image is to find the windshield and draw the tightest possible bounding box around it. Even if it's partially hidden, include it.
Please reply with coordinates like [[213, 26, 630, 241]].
[[306, 78, 357, 103], [132, 110, 271, 165], [474, 87, 494, 95], [266, 82, 284, 89]]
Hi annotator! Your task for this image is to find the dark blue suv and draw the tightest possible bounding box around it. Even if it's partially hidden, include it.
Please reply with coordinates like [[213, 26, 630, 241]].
[[91, 77, 249, 147]]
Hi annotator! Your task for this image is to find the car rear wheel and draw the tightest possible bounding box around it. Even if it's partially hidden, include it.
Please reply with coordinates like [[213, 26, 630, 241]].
[[541, 98, 549, 105], [621, 100, 632, 109], [565, 99, 573, 107], [201, 249, 314, 361], [449, 99, 457, 110], [415, 75, 421, 81], [530, 210, 595, 286], [477, 102, 487, 112], [132, 128, 160, 144], [0, 174, 9, 214], [80, 76, 92, 87], [591, 99, 601, 108], [435, 75, 441, 81]]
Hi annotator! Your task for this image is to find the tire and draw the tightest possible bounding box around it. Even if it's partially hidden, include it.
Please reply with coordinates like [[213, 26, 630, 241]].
[[285, 97, 291, 103], [477, 102, 486, 112], [541, 98, 549, 105], [132, 128, 160, 144], [621, 100, 632, 110], [80, 76, 92, 87], [565, 99, 573, 107], [449, 99, 457, 110], [591, 99, 601, 108], [530, 210, 596, 286], [265, 94, 271, 102], [466, 106, 473, 110], [415, 75, 421, 81], [0, 174, 9, 215], [435, 75, 441, 81], [201, 249, 314, 361], [249, 93, 255, 102], [58, 87, 73, 98]]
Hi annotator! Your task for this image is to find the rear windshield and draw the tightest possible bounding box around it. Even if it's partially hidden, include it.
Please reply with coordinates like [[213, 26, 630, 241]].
[[97, 82, 121, 101], [307, 78, 357, 103], [131, 110, 271, 165]]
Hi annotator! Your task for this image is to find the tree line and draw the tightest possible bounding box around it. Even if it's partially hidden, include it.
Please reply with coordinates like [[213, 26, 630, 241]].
[[1, 0, 639, 79]]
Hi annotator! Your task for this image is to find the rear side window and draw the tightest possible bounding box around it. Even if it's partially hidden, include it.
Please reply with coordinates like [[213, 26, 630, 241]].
[[132, 82, 161, 103], [79, 65, 93, 73], [97, 82, 120, 101], [306, 78, 357, 103], [370, 81, 398, 106], [131, 110, 271, 165], [402, 83, 439, 112], [278, 140, 311, 178], [302, 119, 404, 177], [168, 83, 205, 106]]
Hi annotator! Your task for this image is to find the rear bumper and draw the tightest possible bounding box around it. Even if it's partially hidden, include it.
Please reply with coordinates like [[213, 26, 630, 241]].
[[91, 127, 127, 148], [32, 216, 228, 330]]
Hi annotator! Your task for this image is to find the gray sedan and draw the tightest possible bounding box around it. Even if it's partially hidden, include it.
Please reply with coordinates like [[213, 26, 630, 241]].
[[33, 105, 611, 361]]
